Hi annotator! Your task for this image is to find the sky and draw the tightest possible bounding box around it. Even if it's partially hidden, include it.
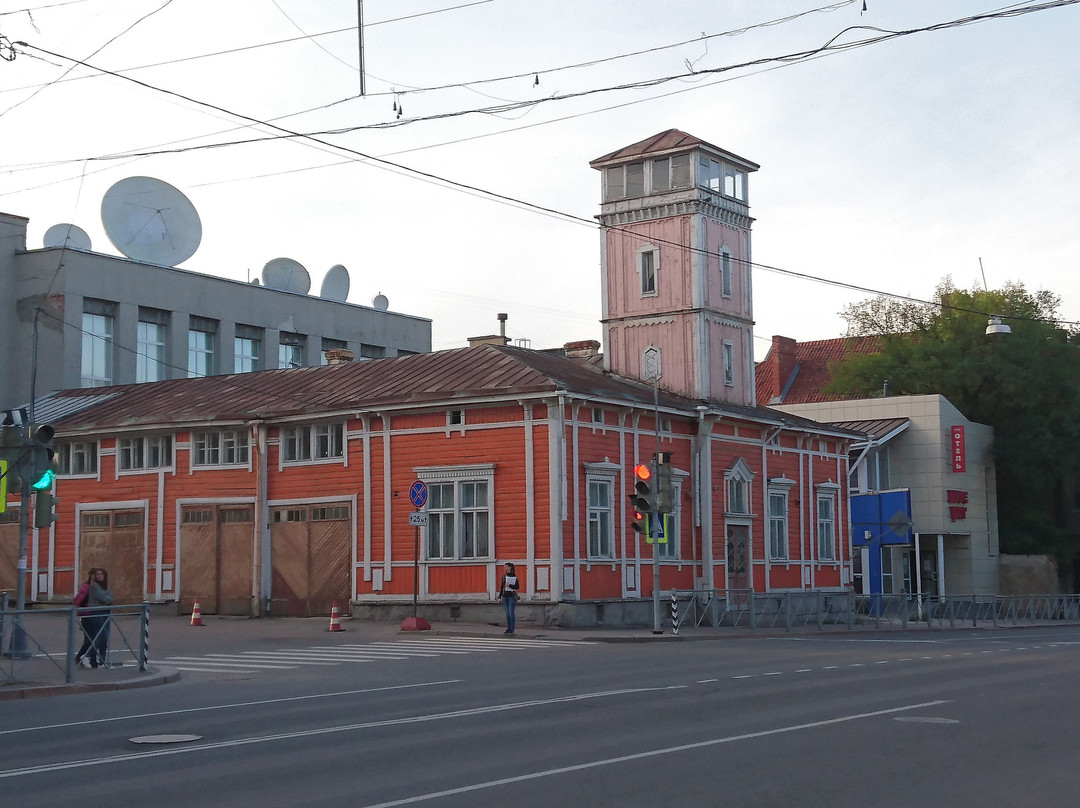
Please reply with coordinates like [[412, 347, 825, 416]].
[[2, 0, 1078, 358]]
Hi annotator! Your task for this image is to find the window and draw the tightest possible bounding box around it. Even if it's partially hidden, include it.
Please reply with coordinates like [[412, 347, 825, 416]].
[[359, 343, 385, 359], [192, 429, 249, 466], [321, 337, 346, 365], [279, 333, 304, 369], [769, 492, 788, 560], [58, 442, 98, 475], [720, 251, 733, 298], [698, 156, 747, 201], [605, 165, 624, 199], [625, 161, 644, 196], [652, 157, 670, 192], [281, 423, 344, 462], [587, 477, 614, 559], [722, 341, 735, 387], [234, 325, 262, 373], [188, 317, 217, 378], [137, 308, 168, 383], [817, 494, 836, 561], [448, 410, 464, 427], [638, 246, 658, 296], [118, 435, 173, 471], [725, 459, 753, 515], [728, 477, 748, 514], [81, 301, 114, 387], [425, 475, 491, 560]]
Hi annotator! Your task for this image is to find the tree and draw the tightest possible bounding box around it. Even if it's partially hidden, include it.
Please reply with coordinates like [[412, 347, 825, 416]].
[[827, 278, 1080, 569]]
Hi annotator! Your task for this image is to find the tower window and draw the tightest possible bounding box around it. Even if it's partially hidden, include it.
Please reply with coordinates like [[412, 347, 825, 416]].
[[638, 247, 658, 297], [625, 162, 644, 196], [721, 251, 733, 298]]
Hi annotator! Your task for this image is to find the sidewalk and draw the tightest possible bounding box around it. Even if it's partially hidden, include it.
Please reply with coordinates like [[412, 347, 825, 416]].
[[0, 611, 1050, 701]]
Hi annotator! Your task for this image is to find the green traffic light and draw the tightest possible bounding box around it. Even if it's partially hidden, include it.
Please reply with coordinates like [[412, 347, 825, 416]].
[[31, 467, 55, 491]]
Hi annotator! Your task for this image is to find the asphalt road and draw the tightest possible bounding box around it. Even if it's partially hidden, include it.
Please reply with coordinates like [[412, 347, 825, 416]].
[[2, 625, 1078, 807]]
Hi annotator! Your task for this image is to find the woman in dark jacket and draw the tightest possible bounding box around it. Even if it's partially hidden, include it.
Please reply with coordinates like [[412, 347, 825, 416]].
[[498, 562, 519, 635], [74, 567, 113, 668]]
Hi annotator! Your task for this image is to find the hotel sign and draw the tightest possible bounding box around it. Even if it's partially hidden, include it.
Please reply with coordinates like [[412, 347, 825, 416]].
[[951, 425, 966, 473]]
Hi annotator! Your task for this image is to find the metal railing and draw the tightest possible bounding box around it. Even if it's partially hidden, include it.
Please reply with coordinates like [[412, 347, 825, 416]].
[[0, 600, 150, 685], [668, 589, 1080, 634]]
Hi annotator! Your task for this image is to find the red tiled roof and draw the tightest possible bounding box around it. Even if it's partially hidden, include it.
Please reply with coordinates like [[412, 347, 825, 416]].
[[756, 336, 882, 405]]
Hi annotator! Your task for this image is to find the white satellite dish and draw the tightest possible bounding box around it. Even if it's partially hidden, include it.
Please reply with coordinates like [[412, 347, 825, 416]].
[[372, 293, 389, 311], [100, 177, 201, 266], [43, 223, 92, 251], [262, 257, 310, 294], [320, 264, 350, 302]]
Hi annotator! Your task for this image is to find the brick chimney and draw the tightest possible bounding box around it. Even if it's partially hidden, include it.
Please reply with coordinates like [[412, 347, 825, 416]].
[[563, 340, 600, 359], [761, 336, 798, 403]]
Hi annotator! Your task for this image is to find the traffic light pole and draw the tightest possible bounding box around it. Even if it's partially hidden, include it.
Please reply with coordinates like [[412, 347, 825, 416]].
[[651, 378, 662, 635], [10, 429, 31, 657]]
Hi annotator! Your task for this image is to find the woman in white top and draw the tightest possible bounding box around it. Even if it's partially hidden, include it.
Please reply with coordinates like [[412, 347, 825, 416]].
[[498, 562, 519, 635]]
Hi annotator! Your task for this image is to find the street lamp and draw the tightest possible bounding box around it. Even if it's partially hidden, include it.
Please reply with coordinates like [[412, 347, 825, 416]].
[[985, 316, 1012, 336]]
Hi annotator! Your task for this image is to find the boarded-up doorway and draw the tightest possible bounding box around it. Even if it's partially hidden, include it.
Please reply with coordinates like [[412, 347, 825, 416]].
[[0, 508, 22, 595], [179, 504, 256, 615], [78, 509, 145, 606], [270, 503, 351, 617]]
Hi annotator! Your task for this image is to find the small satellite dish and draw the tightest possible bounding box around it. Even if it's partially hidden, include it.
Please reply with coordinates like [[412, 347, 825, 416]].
[[262, 257, 310, 294], [320, 264, 350, 302], [100, 177, 202, 266], [250, 278, 260, 285], [372, 293, 389, 311], [43, 223, 92, 251]]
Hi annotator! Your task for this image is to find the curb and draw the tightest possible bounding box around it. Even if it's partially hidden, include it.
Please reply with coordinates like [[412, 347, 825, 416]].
[[0, 666, 180, 702]]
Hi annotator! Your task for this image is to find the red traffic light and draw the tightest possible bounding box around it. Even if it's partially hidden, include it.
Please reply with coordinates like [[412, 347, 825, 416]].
[[634, 463, 651, 482]]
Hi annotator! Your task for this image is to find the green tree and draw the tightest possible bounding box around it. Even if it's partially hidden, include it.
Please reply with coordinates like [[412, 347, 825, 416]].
[[828, 279, 1080, 567]]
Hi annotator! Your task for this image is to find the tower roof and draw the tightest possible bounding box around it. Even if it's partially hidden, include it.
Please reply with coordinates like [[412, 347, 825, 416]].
[[589, 129, 759, 172]]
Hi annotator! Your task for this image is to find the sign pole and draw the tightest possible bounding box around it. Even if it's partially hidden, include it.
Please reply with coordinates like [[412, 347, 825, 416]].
[[401, 480, 431, 631]]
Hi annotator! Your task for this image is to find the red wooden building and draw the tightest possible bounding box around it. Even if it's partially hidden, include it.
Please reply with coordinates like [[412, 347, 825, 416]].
[[2, 131, 860, 625]]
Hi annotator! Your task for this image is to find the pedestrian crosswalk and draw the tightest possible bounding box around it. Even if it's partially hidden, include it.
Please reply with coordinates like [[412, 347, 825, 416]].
[[158, 636, 594, 674]]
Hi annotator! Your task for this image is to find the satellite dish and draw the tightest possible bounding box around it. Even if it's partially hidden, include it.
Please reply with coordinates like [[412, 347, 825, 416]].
[[320, 264, 350, 302], [261, 257, 310, 294], [372, 293, 389, 311], [43, 223, 92, 251], [101, 177, 202, 266]]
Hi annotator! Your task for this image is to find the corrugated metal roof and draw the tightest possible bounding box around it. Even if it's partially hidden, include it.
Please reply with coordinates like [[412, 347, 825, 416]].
[[39, 344, 863, 439], [589, 129, 760, 171], [828, 417, 909, 444]]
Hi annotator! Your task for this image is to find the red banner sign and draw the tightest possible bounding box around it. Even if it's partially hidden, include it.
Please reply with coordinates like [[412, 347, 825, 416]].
[[951, 425, 966, 472]]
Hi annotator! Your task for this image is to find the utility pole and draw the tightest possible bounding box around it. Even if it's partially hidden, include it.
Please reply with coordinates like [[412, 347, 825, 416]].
[[643, 347, 663, 634]]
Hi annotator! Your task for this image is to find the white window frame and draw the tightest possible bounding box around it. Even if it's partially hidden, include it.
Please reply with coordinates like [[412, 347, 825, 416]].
[[118, 435, 173, 472], [136, 320, 166, 383], [722, 340, 735, 387], [586, 473, 615, 560], [191, 429, 249, 467], [57, 441, 98, 476], [817, 486, 839, 561], [234, 336, 261, 373], [280, 423, 344, 464], [188, 328, 215, 378], [720, 249, 733, 298], [725, 458, 754, 515], [81, 312, 113, 387], [417, 464, 495, 561], [637, 245, 658, 297]]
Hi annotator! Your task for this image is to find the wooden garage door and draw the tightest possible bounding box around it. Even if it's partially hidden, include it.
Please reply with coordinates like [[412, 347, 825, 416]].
[[78, 510, 145, 606], [0, 509, 20, 594], [270, 503, 351, 617], [180, 505, 255, 616]]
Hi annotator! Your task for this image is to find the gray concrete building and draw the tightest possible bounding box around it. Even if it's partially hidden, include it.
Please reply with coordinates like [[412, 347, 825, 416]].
[[1, 211, 432, 409]]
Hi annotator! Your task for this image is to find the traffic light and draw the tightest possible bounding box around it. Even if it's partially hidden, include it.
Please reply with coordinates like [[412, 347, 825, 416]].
[[656, 451, 674, 513], [20, 424, 56, 492], [34, 490, 60, 529], [629, 463, 655, 536]]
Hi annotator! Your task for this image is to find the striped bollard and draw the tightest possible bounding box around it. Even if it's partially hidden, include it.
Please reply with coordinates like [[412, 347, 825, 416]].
[[671, 590, 680, 636]]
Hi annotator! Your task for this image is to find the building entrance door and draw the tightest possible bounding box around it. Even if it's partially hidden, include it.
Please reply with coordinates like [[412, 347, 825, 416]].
[[726, 524, 750, 592]]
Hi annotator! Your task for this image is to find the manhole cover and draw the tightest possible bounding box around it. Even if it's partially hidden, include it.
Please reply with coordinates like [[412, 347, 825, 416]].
[[129, 734, 203, 745], [893, 717, 959, 724]]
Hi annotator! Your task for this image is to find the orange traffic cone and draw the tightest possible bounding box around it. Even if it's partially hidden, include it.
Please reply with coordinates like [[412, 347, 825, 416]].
[[190, 598, 205, 627], [328, 602, 344, 632]]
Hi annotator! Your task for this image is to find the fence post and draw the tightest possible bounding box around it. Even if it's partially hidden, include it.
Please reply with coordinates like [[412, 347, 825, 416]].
[[817, 593, 824, 632], [971, 594, 977, 628], [67, 603, 79, 683], [948, 596, 955, 629], [784, 592, 791, 632], [750, 590, 757, 632], [139, 602, 149, 672]]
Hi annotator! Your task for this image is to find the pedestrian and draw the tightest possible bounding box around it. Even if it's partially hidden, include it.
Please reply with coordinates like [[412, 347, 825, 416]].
[[74, 567, 113, 668], [498, 562, 519, 635]]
